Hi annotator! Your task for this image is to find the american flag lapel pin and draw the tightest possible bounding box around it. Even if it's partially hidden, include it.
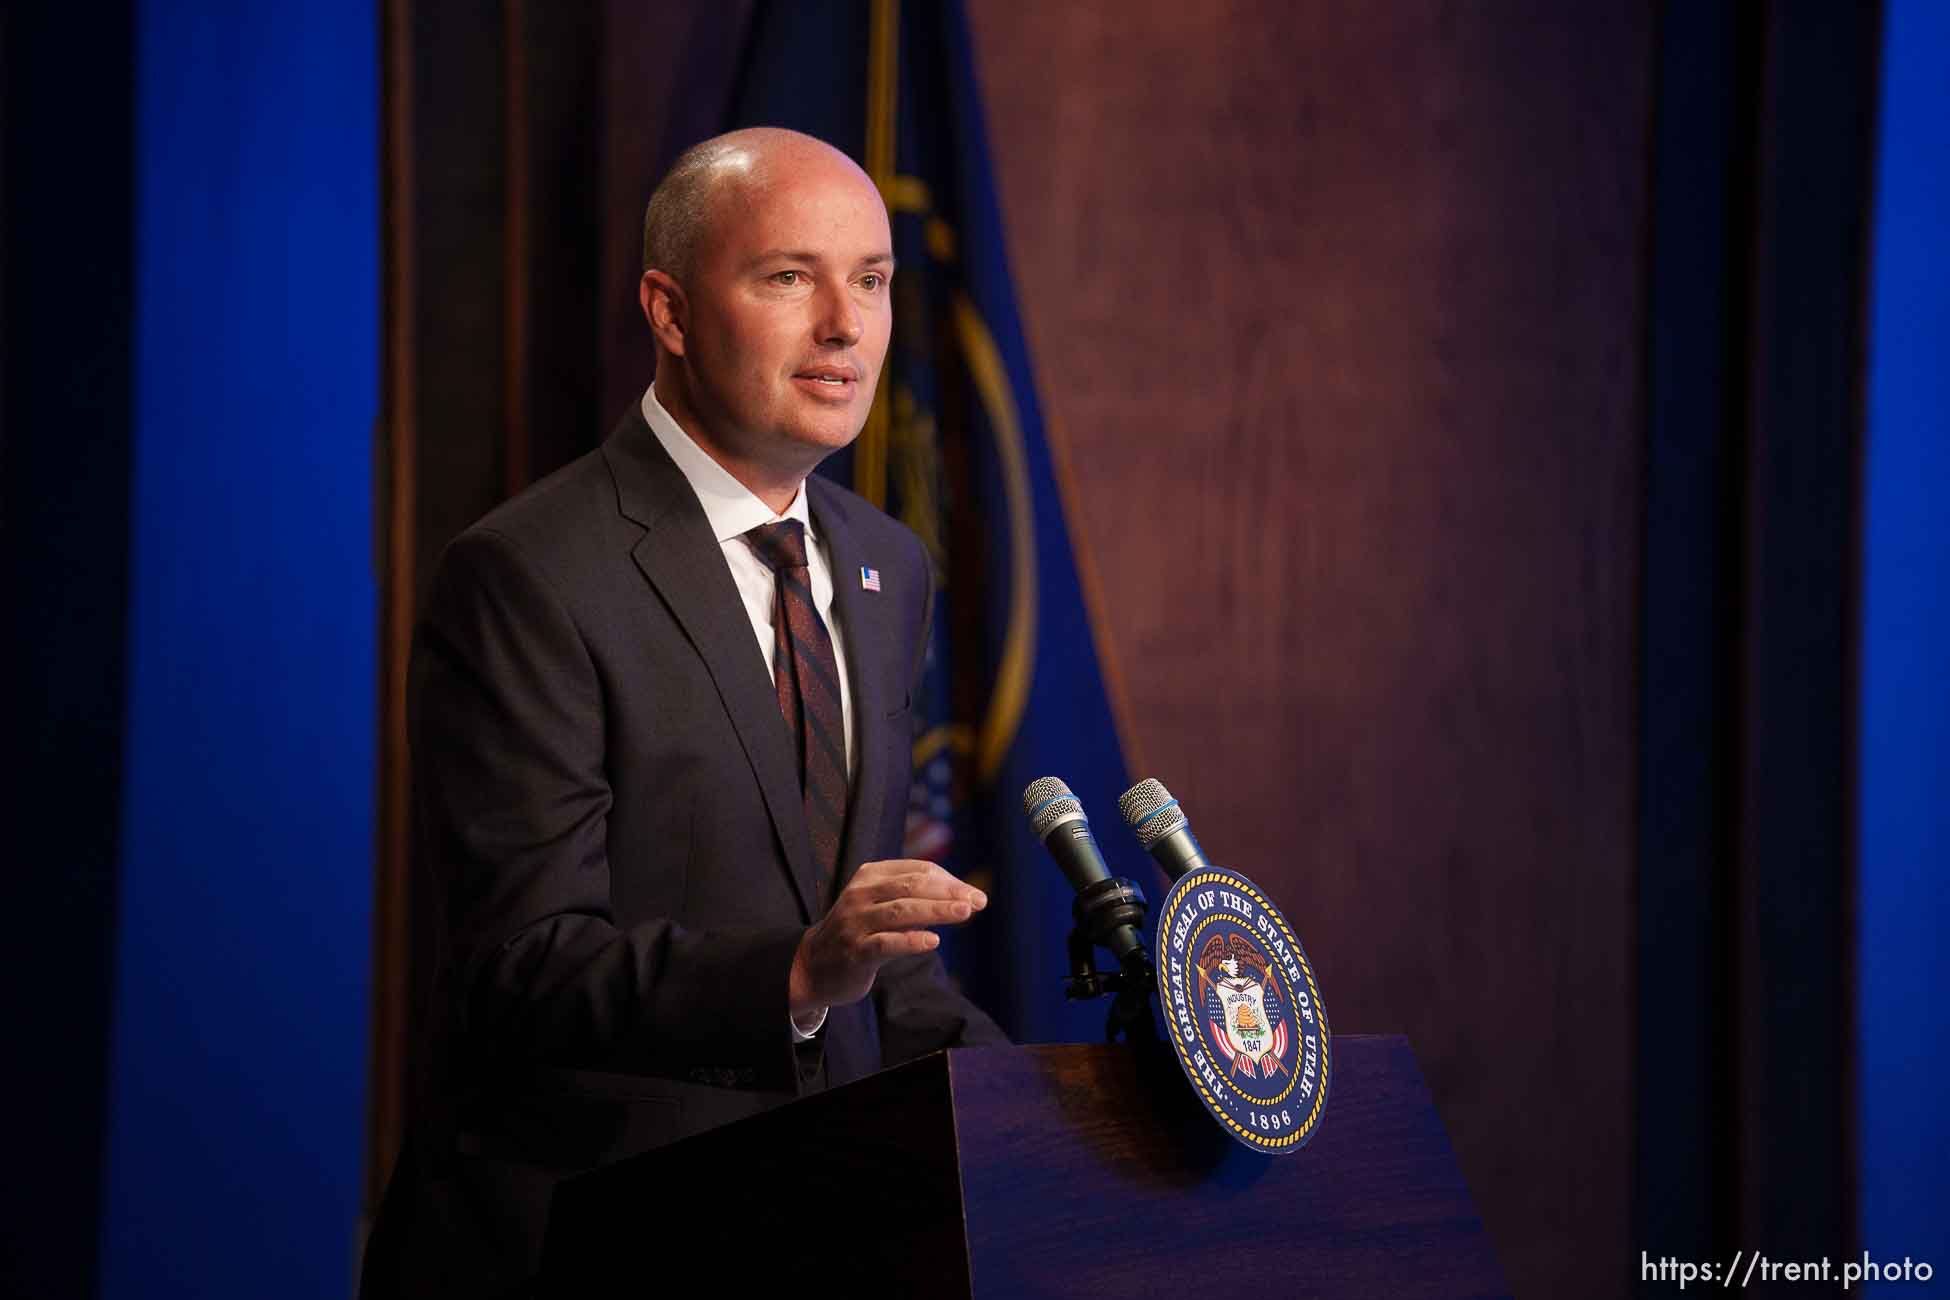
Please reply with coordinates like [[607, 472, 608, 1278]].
[[859, 565, 882, 592]]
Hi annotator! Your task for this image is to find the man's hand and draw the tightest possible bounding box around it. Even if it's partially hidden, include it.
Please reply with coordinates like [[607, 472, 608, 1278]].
[[787, 859, 987, 1017]]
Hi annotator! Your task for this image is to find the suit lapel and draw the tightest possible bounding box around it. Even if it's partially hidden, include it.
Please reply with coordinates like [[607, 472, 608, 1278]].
[[603, 410, 822, 922], [812, 482, 898, 891]]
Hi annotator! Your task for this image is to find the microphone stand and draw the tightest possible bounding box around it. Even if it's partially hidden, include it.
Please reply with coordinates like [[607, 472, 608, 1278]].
[[1063, 876, 1159, 1043]]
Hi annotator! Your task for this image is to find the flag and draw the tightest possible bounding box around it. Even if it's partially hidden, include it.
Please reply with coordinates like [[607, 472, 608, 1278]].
[[725, 0, 1137, 1042]]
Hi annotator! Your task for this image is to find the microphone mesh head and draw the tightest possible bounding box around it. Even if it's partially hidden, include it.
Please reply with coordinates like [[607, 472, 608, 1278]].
[[1119, 778, 1186, 849], [1023, 776, 1084, 839]]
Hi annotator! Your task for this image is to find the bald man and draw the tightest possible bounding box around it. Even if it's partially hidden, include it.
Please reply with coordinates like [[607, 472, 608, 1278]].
[[361, 129, 1006, 1299]]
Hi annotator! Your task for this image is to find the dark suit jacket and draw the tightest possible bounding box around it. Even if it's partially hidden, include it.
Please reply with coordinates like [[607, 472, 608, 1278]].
[[361, 407, 1005, 1297]]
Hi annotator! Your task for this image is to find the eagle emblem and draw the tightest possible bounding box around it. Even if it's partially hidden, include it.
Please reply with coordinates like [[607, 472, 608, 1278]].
[[1197, 933, 1290, 1080]]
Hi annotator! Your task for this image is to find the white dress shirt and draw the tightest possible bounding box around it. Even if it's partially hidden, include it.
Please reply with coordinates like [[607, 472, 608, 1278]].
[[640, 385, 856, 771], [640, 384, 845, 1040]]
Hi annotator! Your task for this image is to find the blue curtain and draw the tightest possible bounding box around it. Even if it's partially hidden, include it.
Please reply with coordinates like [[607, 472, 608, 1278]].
[[1856, 0, 1950, 1283], [98, 4, 378, 1295]]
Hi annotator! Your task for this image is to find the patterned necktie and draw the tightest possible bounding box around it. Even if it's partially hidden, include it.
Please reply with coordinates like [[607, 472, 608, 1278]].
[[744, 519, 850, 891]]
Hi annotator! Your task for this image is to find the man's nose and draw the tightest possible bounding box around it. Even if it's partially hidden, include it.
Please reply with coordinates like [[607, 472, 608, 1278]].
[[815, 283, 864, 347]]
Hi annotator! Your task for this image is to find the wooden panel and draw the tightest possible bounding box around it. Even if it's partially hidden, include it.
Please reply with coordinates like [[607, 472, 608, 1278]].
[[965, 4, 1652, 1295], [407, 0, 509, 585], [597, 1, 756, 425], [510, 0, 604, 487]]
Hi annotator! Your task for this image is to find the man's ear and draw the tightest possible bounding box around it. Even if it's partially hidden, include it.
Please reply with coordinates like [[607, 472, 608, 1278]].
[[641, 270, 687, 356]]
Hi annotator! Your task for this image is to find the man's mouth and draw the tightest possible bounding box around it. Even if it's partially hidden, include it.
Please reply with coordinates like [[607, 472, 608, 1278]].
[[794, 365, 861, 387]]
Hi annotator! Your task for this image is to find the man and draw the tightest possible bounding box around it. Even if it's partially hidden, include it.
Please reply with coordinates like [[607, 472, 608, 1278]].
[[361, 128, 1006, 1298]]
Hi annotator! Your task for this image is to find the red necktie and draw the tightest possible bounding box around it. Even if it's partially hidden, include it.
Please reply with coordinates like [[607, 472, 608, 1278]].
[[744, 520, 850, 892]]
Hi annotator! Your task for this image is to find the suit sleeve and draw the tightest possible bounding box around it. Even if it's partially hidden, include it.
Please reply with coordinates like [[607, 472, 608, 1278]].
[[413, 526, 806, 1087], [870, 531, 1010, 1061]]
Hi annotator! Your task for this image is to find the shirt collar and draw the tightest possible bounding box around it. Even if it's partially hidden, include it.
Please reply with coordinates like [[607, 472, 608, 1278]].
[[640, 383, 813, 543]]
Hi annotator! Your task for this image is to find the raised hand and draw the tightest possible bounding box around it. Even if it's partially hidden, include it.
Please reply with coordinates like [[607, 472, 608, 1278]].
[[787, 859, 987, 1017]]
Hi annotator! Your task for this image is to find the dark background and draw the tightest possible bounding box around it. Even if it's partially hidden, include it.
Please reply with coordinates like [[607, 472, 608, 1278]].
[[5, 2, 1944, 1297]]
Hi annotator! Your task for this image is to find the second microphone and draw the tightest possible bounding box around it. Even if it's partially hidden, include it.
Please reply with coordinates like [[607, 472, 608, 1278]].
[[1023, 776, 1148, 970]]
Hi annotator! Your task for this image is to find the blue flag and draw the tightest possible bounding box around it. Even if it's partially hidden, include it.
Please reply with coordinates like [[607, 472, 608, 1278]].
[[726, 0, 1138, 1042]]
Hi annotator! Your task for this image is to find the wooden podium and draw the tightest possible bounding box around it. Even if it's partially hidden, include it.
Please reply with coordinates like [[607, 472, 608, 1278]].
[[540, 1034, 1506, 1297]]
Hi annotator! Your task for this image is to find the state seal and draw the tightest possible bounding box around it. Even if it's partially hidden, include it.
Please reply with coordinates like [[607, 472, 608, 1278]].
[[1154, 865, 1331, 1154]]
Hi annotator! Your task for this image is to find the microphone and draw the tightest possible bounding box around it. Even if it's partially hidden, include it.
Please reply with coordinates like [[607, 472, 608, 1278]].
[[1022, 776, 1146, 967], [1117, 779, 1212, 881]]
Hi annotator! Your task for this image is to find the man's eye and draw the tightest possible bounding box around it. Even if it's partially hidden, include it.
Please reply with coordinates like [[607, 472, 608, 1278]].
[[859, 273, 883, 291], [772, 270, 802, 286]]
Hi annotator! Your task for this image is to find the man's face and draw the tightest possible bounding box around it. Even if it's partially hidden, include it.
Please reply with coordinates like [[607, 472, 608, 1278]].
[[674, 153, 894, 479]]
